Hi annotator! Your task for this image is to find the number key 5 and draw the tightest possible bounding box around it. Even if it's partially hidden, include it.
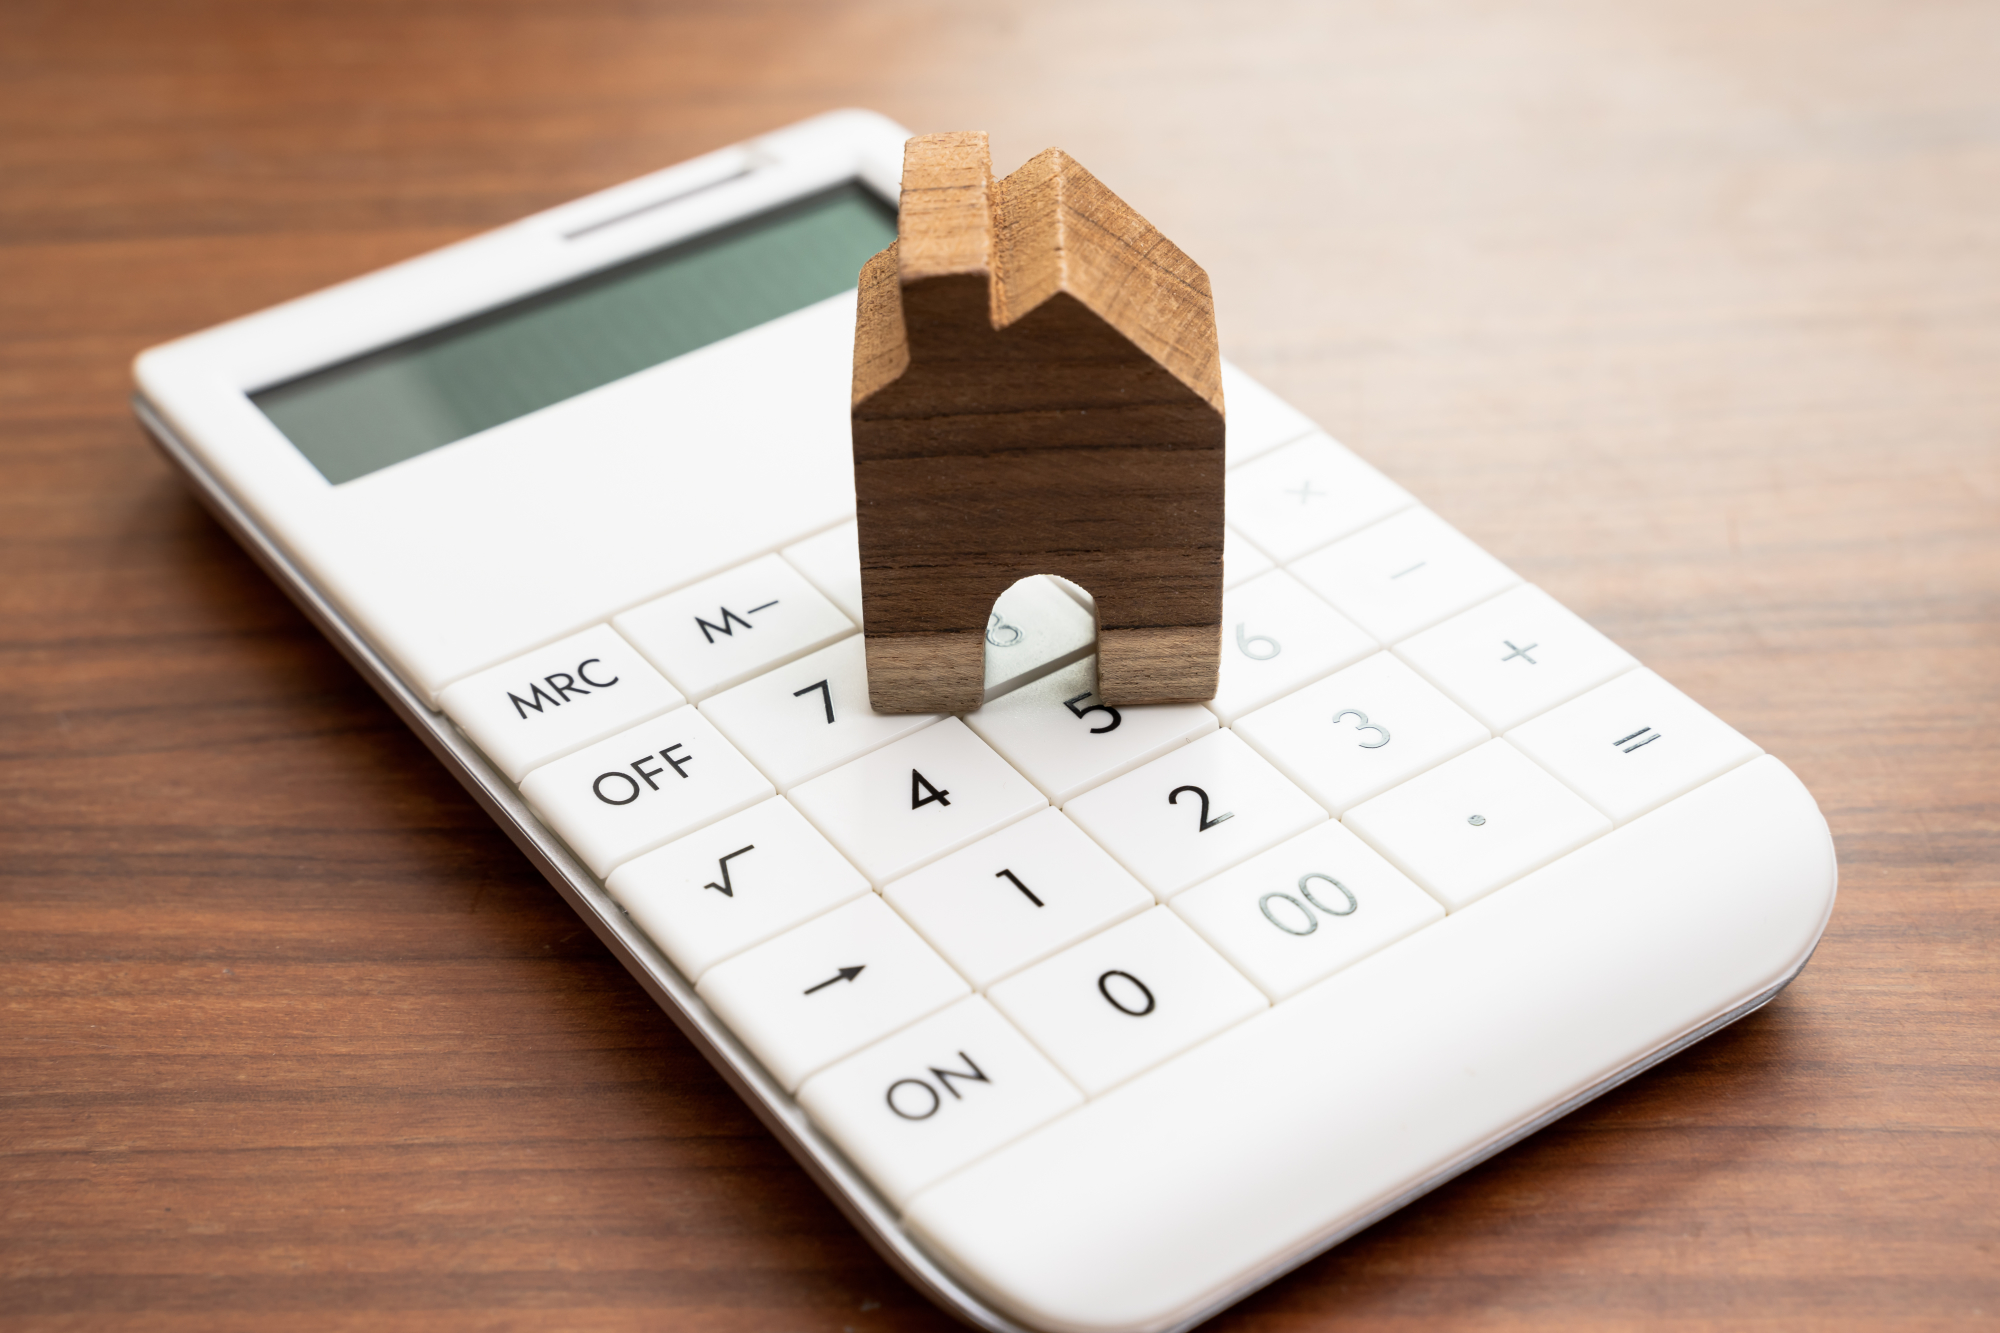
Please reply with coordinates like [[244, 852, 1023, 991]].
[[965, 657, 1215, 806]]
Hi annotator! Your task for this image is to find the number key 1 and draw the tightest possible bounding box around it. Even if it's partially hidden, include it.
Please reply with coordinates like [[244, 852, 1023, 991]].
[[882, 808, 1154, 989]]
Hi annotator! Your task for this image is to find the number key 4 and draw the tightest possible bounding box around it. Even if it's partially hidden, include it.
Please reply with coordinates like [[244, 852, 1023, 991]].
[[789, 718, 1047, 886]]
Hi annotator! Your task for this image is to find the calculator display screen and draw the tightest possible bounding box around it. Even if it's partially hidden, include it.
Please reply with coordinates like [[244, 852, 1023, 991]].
[[252, 181, 898, 484]]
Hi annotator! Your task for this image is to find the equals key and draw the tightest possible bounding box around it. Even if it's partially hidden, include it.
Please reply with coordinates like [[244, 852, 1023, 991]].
[[1613, 726, 1661, 753]]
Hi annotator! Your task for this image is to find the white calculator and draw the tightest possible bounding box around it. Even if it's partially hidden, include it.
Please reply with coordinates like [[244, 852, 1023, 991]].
[[132, 109, 1838, 1333]]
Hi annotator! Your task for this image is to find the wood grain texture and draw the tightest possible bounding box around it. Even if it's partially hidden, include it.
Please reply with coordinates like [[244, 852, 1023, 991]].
[[2, 2, 1995, 1331], [854, 131, 1224, 711]]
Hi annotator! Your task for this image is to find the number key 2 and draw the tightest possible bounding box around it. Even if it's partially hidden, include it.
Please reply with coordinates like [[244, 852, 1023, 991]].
[[1064, 730, 1327, 899]]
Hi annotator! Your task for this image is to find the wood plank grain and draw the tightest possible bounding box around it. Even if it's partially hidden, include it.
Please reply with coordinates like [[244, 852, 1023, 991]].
[[854, 131, 1224, 710], [2, 1, 1994, 1330]]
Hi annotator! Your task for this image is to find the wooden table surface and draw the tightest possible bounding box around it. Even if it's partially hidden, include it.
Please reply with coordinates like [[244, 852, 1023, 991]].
[[4, 2, 1995, 1328]]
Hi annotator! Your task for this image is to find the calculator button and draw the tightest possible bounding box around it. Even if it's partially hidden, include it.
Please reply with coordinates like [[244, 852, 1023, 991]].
[[1223, 525, 1274, 589], [1393, 584, 1637, 732], [605, 796, 871, 982], [797, 996, 1083, 1208], [1342, 738, 1611, 911], [438, 624, 686, 782], [986, 907, 1267, 1096], [614, 552, 854, 701], [1045, 575, 1096, 611], [1290, 507, 1521, 645], [518, 709, 775, 877], [700, 634, 943, 791], [904, 757, 1836, 1333], [1506, 668, 1762, 824], [1232, 651, 1490, 814], [788, 718, 1048, 887], [882, 808, 1156, 989], [1208, 570, 1379, 724], [1228, 432, 1417, 563], [981, 576, 1099, 700], [781, 520, 864, 625], [1064, 729, 1327, 900], [776, 524, 1094, 698], [1220, 360, 1318, 468], [697, 894, 971, 1092], [964, 656, 1218, 806], [1170, 820, 1442, 1001]]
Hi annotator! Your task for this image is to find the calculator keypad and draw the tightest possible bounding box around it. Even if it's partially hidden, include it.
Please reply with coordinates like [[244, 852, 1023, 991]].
[[1291, 506, 1521, 644], [1222, 525, 1275, 589], [882, 807, 1155, 989], [964, 656, 1218, 806], [1228, 431, 1416, 563], [1234, 650, 1491, 814], [780, 520, 866, 624], [987, 907, 1268, 1096], [1209, 569, 1378, 723], [614, 552, 853, 701], [1064, 730, 1328, 899], [796, 996, 1083, 1207], [979, 575, 1099, 699], [787, 718, 1047, 887], [1171, 819, 1443, 1001], [1219, 360, 1318, 467], [696, 893, 970, 1091], [700, 633, 942, 791], [1343, 738, 1612, 910], [518, 708, 773, 877], [606, 796, 870, 981], [458, 368, 1774, 1229], [439, 623, 685, 782], [1394, 583, 1637, 733], [1507, 668, 1761, 823]]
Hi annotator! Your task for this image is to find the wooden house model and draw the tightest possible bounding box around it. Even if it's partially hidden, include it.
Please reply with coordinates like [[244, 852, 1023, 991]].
[[850, 131, 1226, 713]]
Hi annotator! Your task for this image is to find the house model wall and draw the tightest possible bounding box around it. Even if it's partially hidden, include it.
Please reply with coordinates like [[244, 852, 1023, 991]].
[[851, 131, 1226, 714]]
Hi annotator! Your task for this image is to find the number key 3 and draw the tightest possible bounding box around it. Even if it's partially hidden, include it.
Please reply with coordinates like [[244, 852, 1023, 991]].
[[1331, 708, 1390, 748]]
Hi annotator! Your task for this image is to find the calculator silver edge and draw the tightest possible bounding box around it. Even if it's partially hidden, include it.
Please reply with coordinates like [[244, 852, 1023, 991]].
[[134, 391, 1815, 1333]]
